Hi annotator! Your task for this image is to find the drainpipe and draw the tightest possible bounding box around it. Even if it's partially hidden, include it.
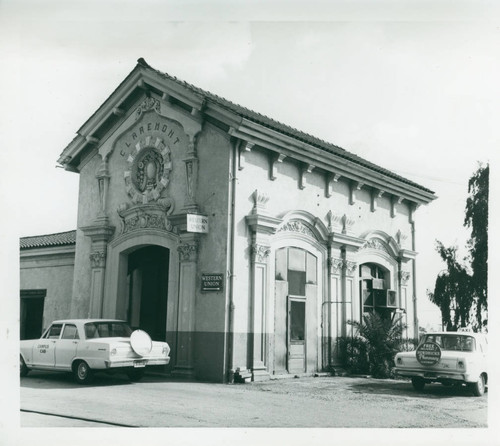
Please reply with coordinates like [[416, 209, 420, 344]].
[[411, 206, 418, 338], [225, 139, 238, 382]]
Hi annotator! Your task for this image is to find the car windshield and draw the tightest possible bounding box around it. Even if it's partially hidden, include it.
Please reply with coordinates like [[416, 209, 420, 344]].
[[423, 334, 475, 352], [84, 322, 133, 339]]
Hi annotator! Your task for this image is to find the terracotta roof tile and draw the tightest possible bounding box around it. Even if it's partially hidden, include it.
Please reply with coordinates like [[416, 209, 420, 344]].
[[20, 230, 76, 249]]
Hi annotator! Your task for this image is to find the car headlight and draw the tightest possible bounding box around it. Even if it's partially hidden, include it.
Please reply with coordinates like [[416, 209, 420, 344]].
[[162, 346, 170, 355], [396, 357, 403, 365], [457, 359, 465, 369], [110, 348, 117, 356]]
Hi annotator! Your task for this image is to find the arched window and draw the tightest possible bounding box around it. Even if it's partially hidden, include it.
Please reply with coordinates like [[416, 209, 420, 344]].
[[359, 263, 397, 320]]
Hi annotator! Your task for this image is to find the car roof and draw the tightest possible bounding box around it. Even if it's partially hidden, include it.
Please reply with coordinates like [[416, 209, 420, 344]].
[[424, 331, 485, 338], [51, 319, 126, 324]]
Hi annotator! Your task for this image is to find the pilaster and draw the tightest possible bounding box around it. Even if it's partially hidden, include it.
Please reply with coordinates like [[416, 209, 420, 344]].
[[81, 221, 115, 318], [245, 190, 281, 381], [172, 233, 199, 378]]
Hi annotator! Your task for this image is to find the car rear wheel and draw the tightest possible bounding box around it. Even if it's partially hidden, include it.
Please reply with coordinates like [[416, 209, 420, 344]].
[[20, 355, 29, 377], [126, 368, 146, 382], [74, 360, 93, 384], [468, 374, 486, 397], [411, 377, 425, 391]]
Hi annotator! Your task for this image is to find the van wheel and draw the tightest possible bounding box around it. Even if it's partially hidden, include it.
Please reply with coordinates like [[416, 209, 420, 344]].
[[20, 356, 29, 377], [74, 360, 93, 384], [126, 368, 145, 382], [411, 377, 425, 391], [468, 374, 485, 397]]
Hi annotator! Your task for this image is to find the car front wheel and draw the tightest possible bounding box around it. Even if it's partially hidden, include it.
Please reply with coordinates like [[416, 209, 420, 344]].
[[411, 377, 425, 391], [20, 355, 29, 377], [468, 374, 486, 397], [74, 360, 93, 384]]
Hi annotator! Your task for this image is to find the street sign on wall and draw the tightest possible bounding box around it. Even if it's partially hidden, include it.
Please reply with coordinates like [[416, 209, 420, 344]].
[[186, 214, 209, 233], [201, 273, 224, 291]]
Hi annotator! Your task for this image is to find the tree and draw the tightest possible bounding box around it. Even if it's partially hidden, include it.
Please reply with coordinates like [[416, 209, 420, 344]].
[[427, 163, 488, 331], [464, 164, 488, 329], [427, 242, 473, 331]]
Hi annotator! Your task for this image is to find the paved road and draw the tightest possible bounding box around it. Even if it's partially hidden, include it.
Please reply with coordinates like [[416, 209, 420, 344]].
[[19, 370, 488, 428]]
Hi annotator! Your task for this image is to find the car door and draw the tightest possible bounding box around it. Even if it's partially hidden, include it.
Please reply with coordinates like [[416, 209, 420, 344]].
[[32, 323, 62, 368], [54, 323, 80, 370]]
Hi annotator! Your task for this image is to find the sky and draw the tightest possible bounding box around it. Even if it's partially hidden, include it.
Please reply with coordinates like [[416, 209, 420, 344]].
[[0, 0, 498, 442], [1, 1, 498, 331]]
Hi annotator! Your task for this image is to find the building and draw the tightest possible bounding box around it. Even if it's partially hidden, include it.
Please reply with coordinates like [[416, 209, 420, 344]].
[[20, 58, 436, 382]]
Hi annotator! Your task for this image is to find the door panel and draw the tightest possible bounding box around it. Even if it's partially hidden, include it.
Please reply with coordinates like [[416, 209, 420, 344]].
[[306, 284, 318, 372], [32, 324, 61, 367], [55, 324, 79, 370], [288, 299, 305, 373], [274, 281, 288, 373]]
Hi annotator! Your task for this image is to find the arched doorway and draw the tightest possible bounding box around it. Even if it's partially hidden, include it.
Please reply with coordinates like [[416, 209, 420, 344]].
[[274, 246, 318, 374], [127, 245, 169, 341]]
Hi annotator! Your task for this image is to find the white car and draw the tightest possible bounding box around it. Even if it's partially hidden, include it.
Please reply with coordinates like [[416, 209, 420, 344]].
[[20, 319, 170, 384], [394, 330, 488, 396]]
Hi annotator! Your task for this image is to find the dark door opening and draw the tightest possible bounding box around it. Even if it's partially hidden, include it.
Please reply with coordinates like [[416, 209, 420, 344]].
[[20, 289, 46, 340], [127, 246, 169, 341]]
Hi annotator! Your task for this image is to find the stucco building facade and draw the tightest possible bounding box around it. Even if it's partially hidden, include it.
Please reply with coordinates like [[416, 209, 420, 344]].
[[20, 58, 435, 382]]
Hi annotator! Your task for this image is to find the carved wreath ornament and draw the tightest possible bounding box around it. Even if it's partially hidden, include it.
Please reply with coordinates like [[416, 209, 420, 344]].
[[124, 136, 172, 204]]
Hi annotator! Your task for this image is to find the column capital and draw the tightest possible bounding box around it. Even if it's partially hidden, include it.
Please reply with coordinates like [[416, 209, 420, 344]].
[[251, 243, 271, 264], [89, 251, 107, 269], [177, 241, 198, 262]]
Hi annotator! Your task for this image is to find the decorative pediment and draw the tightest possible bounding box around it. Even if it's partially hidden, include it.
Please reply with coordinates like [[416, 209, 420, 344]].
[[362, 238, 391, 254], [278, 220, 316, 239], [117, 203, 175, 235]]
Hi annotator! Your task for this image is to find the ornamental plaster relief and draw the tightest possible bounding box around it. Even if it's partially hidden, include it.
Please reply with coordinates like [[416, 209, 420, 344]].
[[277, 220, 316, 239], [117, 204, 174, 235], [178, 242, 198, 262], [251, 244, 271, 263], [135, 97, 161, 120], [361, 238, 390, 254], [399, 270, 411, 285], [89, 251, 106, 268], [326, 211, 356, 235], [328, 257, 358, 276]]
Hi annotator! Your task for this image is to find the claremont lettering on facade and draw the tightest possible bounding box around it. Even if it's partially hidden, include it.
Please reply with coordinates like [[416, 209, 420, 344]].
[[20, 57, 436, 383]]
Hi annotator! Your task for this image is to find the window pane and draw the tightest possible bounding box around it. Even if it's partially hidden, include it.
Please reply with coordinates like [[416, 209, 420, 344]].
[[360, 265, 372, 277], [275, 248, 287, 281], [288, 270, 306, 296], [48, 324, 62, 339], [290, 300, 305, 341], [306, 252, 317, 284], [288, 247, 306, 271], [62, 324, 78, 340]]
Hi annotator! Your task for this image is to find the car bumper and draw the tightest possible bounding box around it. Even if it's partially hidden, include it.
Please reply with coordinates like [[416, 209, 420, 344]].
[[104, 357, 170, 369], [394, 368, 468, 382]]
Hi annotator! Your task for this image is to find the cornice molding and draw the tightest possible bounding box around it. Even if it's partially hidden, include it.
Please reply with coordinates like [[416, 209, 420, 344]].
[[58, 63, 436, 206]]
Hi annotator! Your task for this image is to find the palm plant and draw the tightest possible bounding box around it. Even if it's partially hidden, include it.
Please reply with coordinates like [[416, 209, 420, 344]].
[[348, 312, 407, 378]]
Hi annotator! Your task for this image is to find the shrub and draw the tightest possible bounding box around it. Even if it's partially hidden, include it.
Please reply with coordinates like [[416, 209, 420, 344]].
[[346, 312, 407, 378], [338, 336, 370, 375]]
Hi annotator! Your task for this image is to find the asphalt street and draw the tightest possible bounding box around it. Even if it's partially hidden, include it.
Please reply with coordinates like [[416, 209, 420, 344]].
[[18, 370, 488, 428]]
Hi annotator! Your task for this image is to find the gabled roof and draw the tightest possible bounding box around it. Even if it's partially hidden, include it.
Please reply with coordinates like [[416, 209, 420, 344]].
[[58, 58, 436, 203], [20, 230, 76, 249]]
